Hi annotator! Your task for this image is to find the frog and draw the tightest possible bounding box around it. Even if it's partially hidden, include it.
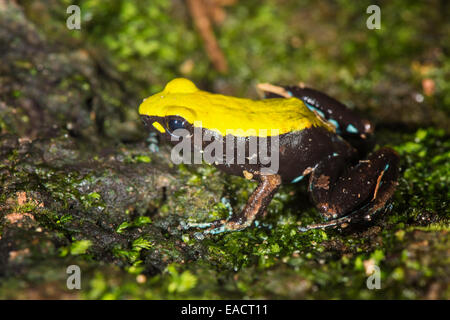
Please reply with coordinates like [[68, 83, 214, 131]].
[[139, 78, 400, 235]]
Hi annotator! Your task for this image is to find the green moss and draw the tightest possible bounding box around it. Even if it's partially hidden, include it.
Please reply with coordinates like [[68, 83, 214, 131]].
[[116, 216, 152, 234], [70, 240, 93, 255]]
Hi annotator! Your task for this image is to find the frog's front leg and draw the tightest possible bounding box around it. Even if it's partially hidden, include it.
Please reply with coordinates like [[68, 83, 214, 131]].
[[190, 174, 282, 235], [301, 147, 400, 232]]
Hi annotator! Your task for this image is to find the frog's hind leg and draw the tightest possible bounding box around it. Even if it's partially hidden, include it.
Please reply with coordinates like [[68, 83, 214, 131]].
[[258, 83, 375, 155], [258, 84, 373, 138], [301, 147, 400, 232]]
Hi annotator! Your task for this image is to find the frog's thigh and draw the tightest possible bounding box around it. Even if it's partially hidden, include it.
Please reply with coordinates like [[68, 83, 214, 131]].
[[308, 153, 352, 219], [262, 85, 373, 138], [310, 148, 400, 219]]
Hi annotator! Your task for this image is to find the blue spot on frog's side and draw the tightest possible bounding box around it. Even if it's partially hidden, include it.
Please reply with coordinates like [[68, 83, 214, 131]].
[[346, 124, 358, 134], [291, 175, 304, 183], [305, 102, 325, 119], [304, 102, 342, 133]]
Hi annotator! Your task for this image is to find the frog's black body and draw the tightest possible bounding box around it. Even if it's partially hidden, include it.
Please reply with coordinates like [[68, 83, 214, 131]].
[[141, 83, 400, 234], [262, 85, 400, 230], [214, 126, 355, 182]]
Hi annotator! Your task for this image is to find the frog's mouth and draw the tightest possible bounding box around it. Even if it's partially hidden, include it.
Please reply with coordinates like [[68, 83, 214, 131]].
[[140, 115, 166, 134]]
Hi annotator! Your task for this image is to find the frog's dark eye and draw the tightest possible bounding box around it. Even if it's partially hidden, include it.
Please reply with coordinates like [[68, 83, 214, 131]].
[[168, 119, 186, 132], [165, 116, 190, 138]]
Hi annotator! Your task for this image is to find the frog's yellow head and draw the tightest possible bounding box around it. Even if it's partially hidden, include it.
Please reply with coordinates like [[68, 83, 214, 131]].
[[139, 78, 328, 137]]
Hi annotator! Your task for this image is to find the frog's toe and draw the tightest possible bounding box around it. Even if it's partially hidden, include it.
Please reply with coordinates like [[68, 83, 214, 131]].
[[182, 220, 222, 230], [184, 222, 213, 229], [298, 215, 354, 232], [203, 224, 230, 235], [185, 218, 252, 236], [181, 218, 228, 233], [189, 224, 231, 239]]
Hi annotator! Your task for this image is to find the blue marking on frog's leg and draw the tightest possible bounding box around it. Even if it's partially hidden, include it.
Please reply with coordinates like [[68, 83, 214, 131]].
[[205, 225, 227, 235], [305, 103, 325, 118], [186, 222, 213, 229], [328, 119, 340, 132], [254, 220, 274, 229], [305, 103, 341, 132], [346, 124, 358, 134], [189, 219, 242, 238], [261, 222, 273, 229], [200, 222, 247, 237], [181, 221, 214, 230], [291, 175, 304, 183], [253, 220, 274, 229]]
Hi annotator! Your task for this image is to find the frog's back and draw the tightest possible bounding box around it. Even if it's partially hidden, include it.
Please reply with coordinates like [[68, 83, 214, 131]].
[[139, 78, 330, 137]]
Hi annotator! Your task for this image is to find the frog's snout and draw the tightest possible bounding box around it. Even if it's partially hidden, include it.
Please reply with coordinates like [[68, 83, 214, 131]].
[[140, 114, 157, 131], [140, 114, 152, 128], [140, 115, 167, 134]]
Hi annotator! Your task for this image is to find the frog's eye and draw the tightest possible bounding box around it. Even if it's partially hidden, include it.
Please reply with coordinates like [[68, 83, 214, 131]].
[[168, 118, 186, 131], [165, 116, 190, 138]]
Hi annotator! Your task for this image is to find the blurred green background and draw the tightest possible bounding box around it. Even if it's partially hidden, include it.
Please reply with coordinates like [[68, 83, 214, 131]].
[[22, 0, 450, 125]]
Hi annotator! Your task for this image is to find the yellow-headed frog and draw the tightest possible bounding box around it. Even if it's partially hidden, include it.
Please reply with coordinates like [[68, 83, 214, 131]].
[[139, 78, 399, 235]]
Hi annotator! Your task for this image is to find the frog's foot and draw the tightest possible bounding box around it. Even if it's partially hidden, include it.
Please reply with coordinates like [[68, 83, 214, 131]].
[[186, 217, 273, 237], [146, 132, 160, 153], [181, 221, 218, 230], [304, 147, 400, 232], [202, 218, 253, 236], [185, 174, 282, 237], [182, 218, 251, 240], [181, 198, 234, 231], [298, 215, 353, 232], [299, 194, 395, 232]]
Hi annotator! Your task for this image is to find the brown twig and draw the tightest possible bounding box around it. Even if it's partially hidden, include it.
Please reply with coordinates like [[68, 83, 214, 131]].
[[186, 0, 228, 73]]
